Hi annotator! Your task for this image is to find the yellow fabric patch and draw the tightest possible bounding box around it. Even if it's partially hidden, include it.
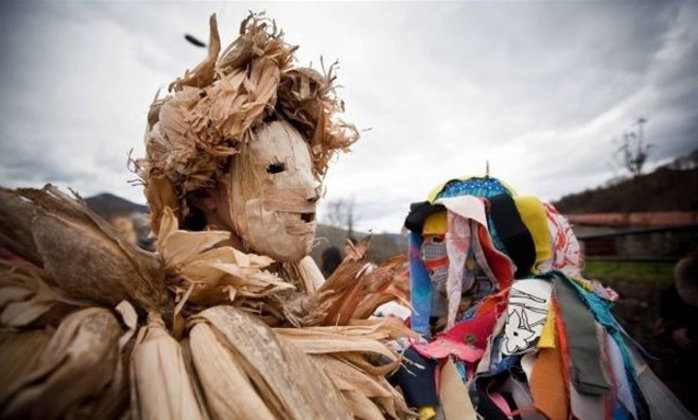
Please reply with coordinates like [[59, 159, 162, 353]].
[[571, 277, 594, 292], [537, 306, 556, 348], [418, 406, 437, 420], [423, 211, 448, 234], [514, 196, 552, 264]]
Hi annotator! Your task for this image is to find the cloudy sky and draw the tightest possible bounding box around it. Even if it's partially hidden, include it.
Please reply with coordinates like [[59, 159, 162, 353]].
[[1, 1, 696, 233]]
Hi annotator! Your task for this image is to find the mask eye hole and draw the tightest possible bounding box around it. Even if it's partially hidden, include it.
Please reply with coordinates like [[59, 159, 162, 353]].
[[266, 163, 285, 174]]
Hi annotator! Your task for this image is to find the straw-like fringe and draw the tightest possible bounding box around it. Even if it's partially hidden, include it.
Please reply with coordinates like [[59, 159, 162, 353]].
[[0, 186, 172, 318], [157, 206, 295, 308], [306, 237, 411, 326], [191, 305, 353, 420], [0, 308, 122, 419], [189, 323, 274, 419], [0, 329, 53, 398], [0, 260, 86, 328], [137, 12, 359, 228], [130, 312, 206, 420]]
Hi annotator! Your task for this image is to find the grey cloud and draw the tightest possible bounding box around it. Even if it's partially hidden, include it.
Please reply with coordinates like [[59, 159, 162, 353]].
[[412, 1, 678, 131], [2, 158, 77, 184]]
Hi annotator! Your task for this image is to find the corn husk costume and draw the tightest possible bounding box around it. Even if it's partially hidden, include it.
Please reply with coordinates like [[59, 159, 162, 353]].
[[0, 13, 416, 420]]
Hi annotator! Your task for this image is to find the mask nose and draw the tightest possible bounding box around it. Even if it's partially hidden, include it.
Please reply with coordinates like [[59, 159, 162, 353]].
[[307, 191, 319, 204]]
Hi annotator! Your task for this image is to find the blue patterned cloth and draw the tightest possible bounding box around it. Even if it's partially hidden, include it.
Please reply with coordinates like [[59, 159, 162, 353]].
[[436, 177, 511, 200], [435, 177, 512, 253], [409, 231, 433, 337]]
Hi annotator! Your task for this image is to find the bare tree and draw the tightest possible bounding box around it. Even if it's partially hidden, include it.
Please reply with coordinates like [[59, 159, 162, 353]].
[[323, 197, 358, 238], [614, 117, 652, 178]]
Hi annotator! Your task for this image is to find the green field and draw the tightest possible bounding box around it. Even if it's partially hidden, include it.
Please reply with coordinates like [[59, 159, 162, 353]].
[[582, 259, 675, 285]]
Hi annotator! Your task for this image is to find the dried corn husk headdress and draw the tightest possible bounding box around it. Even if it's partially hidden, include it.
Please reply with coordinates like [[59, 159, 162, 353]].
[[137, 13, 359, 236]]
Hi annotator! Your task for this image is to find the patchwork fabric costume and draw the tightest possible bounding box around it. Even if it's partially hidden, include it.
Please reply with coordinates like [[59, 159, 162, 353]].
[[400, 176, 694, 420]]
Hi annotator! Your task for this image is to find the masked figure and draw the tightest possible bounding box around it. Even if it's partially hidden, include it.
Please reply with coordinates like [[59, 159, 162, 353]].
[[138, 13, 357, 270], [398, 176, 694, 420], [0, 14, 418, 420]]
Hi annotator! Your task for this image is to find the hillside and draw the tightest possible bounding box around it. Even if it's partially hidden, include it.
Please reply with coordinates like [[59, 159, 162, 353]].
[[85, 193, 149, 219], [310, 224, 408, 266], [553, 154, 698, 213]]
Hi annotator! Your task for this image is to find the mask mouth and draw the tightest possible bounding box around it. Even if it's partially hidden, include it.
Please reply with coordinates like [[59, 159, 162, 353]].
[[283, 212, 317, 237], [300, 212, 316, 223]]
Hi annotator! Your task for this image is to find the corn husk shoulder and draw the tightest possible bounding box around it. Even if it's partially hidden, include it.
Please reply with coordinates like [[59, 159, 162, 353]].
[[0, 192, 417, 419], [0, 307, 122, 419], [190, 305, 353, 420], [130, 312, 206, 420], [0, 186, 171, 318]]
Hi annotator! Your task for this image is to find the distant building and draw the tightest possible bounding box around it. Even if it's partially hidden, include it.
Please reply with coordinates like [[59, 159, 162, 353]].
[[567, 212, 698, 259]]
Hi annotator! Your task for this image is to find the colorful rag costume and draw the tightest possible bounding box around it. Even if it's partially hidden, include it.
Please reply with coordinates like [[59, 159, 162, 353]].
[[399, 176, 694, 420]]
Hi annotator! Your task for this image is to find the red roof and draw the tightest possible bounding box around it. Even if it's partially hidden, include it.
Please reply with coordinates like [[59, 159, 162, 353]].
[[566, 212, 698, 227]]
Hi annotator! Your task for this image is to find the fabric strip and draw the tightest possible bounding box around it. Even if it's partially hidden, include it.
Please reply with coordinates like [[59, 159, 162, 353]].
[[530, 311, 569, 420], [444, 211, 471, 328], [440, 358, 478, 420], [555, 276, 611, 396], [409, 231, 433, 337], [469, 219, 498, 288], [605, 329, 638, 420], [513, 196, 552, 266], [489, 194, 536, 277], [435, 196, 489, 229], [390, 348, 439, 408], [537, 305, 556, 348]]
